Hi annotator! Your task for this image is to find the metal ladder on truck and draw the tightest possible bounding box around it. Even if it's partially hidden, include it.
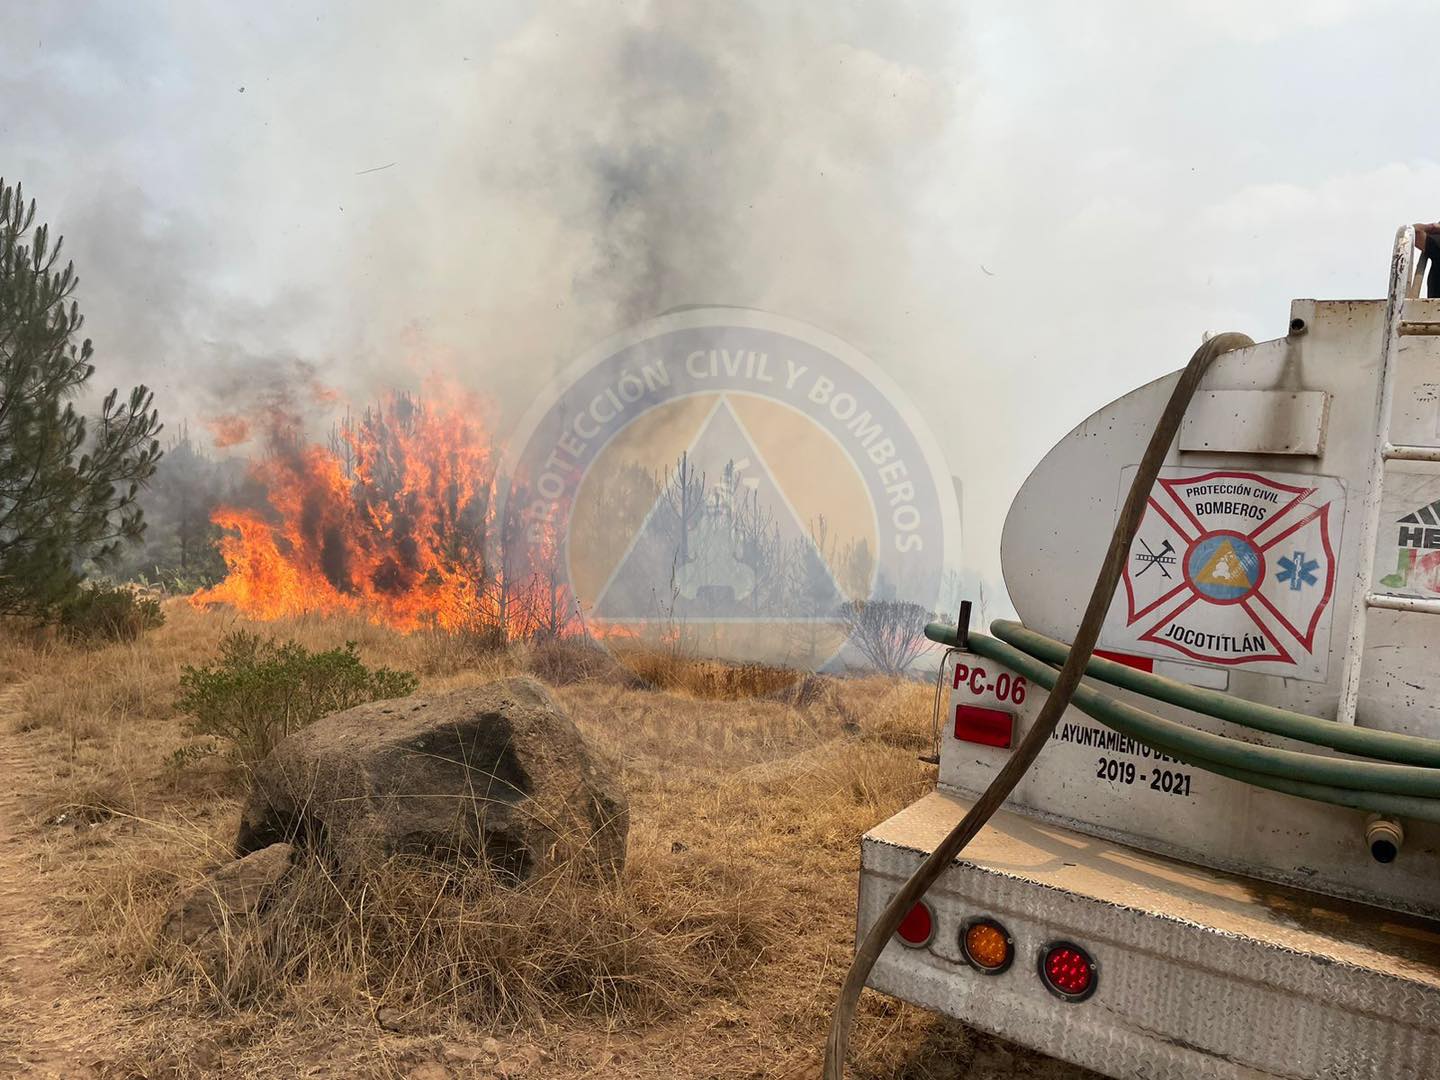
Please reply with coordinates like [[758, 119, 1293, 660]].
[[1335, 224, 1440, 724]]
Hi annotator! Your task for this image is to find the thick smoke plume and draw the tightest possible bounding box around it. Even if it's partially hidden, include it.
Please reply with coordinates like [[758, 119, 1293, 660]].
[[11, 3, 1431, 601], [2, 3, 965, 440]]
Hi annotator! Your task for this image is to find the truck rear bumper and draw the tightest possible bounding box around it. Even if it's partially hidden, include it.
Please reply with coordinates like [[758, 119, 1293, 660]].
[[859, 791, 1440, 1080]]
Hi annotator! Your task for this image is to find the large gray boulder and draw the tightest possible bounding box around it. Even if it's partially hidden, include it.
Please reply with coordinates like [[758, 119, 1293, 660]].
[[235, 677, 628, 880]]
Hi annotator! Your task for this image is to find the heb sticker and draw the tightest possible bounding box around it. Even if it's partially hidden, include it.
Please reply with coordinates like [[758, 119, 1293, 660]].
[[1376, 492, 1440, 597], [1103, 468, 1345, 680]]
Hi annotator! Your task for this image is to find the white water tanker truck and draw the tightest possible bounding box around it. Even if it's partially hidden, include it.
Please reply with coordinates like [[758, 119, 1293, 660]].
[[826, 227, 1440, 1080]]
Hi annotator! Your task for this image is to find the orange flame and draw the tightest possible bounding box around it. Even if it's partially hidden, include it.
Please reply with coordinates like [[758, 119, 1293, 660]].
[[193, 382, 576, 636], [206, 414, 251, 448]]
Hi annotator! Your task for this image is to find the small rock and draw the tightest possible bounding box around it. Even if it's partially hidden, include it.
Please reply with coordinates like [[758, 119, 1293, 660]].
[[157, 842, 294, 949], [375, 1006, 408, 1032], [405, 1065, 453, 1080], [442, 1043, 496, 1064]]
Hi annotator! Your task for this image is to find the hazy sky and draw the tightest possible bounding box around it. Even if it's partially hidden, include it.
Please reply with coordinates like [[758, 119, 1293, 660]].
[[4, 0, 1438, 602]]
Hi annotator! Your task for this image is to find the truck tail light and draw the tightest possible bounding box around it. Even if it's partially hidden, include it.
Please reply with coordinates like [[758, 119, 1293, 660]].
[[954, 704, 1013, 748], [1039, 941, 1097, 1001], [961, 918, 1013, 974], [895, 900, 935, 948]]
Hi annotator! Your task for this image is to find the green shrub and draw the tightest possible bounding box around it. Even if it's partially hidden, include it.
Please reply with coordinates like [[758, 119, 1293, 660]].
[[139, 565, 226, 595], [177, 631, 419, 770], [57, 582, 165, 643]]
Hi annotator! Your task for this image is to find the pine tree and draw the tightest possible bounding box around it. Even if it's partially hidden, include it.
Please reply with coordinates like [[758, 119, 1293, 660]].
[[109, 421, 233, 589], [0, 180, 163, 616]]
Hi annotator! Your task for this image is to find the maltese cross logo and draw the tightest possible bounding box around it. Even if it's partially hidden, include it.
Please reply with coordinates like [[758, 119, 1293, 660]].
[[1111, 467, 1344, 680], [1276, 550, 1319, 592]]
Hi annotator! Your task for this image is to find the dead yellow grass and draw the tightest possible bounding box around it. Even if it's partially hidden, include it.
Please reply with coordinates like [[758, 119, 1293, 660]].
[[134, 839, 777, 1031], [611, 643, 811, 700], [0, 602, 997, 1079]]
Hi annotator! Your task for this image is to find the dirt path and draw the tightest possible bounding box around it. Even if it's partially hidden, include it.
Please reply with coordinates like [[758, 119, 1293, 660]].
[[0, 684, 109, 1079]]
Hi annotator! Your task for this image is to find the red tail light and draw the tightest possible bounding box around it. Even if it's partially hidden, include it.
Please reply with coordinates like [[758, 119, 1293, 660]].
[[1039, 941, 1097, 1001], [954, 704, 1014, 748], [895, 900, 935, 948]]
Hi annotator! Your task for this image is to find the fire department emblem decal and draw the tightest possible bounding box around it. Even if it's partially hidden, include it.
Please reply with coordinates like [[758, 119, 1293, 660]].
[[1105, 468, 1345, 680]]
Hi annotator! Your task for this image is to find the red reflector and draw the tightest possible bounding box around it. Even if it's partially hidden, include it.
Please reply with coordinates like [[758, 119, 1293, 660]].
[[1094, 648, 1154, 673], [1040, 942, 1097, 1001], [954, 704, 1013, 748], [895, 901, 935, 948]]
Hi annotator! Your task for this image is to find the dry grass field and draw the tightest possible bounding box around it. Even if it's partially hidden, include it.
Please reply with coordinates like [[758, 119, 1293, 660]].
[[0, 602, 1095, 1080]]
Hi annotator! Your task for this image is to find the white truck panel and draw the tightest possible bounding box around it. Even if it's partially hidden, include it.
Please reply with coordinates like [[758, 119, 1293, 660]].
[[1178, 389, 1330, 456], [989, 297, 1440, 915]]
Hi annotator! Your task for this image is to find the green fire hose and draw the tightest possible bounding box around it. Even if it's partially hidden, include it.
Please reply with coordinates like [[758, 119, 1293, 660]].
[[926, 621, 1440, 822], [989, 619, 1440, 768]]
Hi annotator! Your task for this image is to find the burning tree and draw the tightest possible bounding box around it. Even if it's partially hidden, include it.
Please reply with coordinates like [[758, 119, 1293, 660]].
[[193, 384, 578, 640], [196, 388, 488, 630], [0, 179, 163, 617]]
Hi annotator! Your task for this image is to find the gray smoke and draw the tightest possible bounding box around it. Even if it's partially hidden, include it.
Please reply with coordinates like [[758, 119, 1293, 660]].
[[2, 2, 965, 416], [5, 1, 1436, 601]]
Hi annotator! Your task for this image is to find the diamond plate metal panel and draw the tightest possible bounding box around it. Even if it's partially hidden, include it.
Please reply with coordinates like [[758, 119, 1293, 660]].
[[858, 794, 1440, 1080]]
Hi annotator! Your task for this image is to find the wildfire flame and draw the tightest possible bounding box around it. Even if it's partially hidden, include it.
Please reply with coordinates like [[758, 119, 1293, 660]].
[[205, 414, 252, 448], [193, 383, 572, 635]]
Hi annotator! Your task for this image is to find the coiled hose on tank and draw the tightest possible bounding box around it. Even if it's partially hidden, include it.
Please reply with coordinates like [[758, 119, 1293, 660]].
[[951, 620, 1440, 821]]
